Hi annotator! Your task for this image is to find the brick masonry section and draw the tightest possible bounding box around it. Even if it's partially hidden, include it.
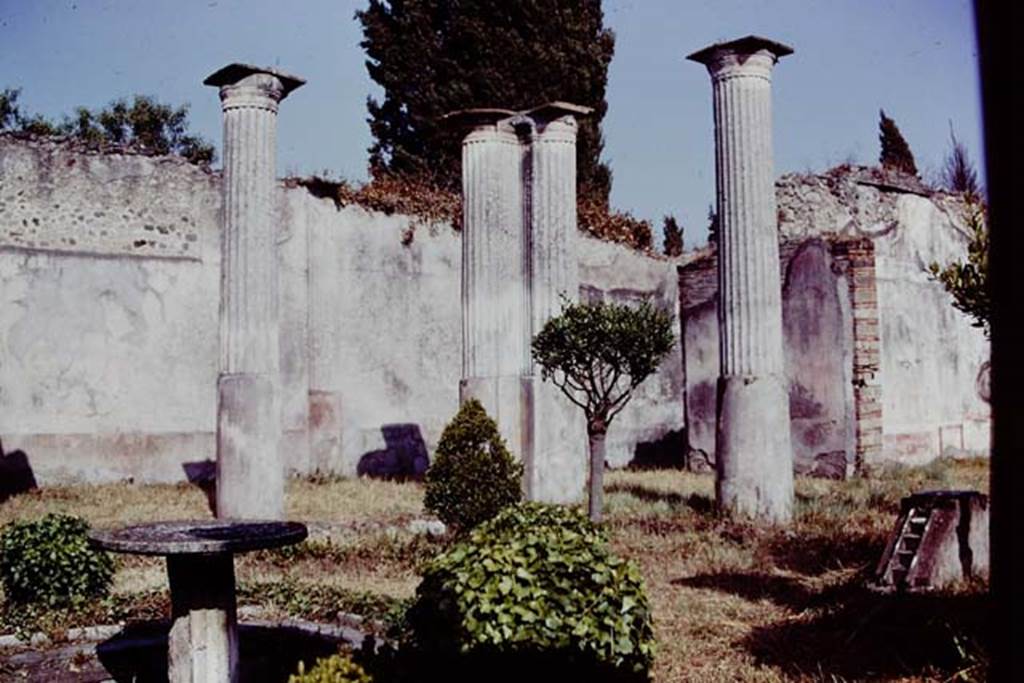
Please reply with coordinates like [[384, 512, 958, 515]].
[[833, 238, 883, 470]]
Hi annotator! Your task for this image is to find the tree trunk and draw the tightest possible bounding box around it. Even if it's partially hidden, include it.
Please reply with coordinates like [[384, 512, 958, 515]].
[[587, 425, 607, 523]]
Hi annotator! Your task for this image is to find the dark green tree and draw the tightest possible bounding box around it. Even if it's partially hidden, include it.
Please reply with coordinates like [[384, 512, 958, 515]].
[[878, 109, 918, 176], [532, 300, 674, 522], [662, 214, 683, 257], [706, 205, 719, 246], [356, 0, 615, 202], [0, 87, 19, 130], [424, 398, 523, 532]]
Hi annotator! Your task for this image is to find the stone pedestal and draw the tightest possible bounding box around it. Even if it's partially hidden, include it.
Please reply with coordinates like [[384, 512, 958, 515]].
[[688, 37, 794, 523], [89, 520, 307, 683], [204, 64, 304, 519], [167, 554, 238, 683]]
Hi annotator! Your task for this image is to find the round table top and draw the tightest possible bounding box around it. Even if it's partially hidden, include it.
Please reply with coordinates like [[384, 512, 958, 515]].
[[89, 520, 308, 556]]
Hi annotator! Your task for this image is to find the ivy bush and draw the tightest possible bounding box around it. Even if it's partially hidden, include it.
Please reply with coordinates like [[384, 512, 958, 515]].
[[408, 502, 655, 681], [424, 399, 523, 532], [290, 653, 373, 683], [0, 514, 114, 607]]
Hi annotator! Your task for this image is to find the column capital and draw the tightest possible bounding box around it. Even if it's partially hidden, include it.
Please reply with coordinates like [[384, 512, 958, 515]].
[[443, 101, 592, 141], [687, 35, 793, 81], [204, 63, 305, 112]]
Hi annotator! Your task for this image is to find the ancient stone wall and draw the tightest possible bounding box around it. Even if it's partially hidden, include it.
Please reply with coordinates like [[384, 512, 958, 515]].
[[680, 168, 990, 472], [0, 136, 682, 486]]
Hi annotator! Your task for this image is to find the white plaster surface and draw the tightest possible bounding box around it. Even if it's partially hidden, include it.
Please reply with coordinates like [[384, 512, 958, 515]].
[[0, 134, 705, 486]]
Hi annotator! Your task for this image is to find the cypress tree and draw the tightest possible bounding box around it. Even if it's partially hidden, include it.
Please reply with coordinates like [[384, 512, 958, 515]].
[[356, 0, 615, 202], [878, 109, 918, 176], [662, 214, 683, 257]]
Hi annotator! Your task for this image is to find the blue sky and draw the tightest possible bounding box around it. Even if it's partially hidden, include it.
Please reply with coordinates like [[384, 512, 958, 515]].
[[0, 0, 982, 247]]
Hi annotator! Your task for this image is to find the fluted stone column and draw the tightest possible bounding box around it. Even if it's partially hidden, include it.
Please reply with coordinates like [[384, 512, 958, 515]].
[[205, 64, 304, 520], [524, 105, 589, 503], [457, 111, 532, 460], [688, 37, 794, 523]]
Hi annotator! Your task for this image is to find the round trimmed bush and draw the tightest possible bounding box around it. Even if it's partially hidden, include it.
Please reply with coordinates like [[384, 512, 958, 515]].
[[424, 399, 523, 532], [289, 653, 372, 683], [408, 502, 655, 680], [0, 513, 114, 607]]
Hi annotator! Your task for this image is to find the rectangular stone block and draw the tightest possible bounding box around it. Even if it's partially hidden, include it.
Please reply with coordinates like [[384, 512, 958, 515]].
[[522, 376, 586, 504]]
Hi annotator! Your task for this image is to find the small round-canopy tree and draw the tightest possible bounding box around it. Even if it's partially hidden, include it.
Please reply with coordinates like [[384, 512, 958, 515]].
[[532, 300, 674, 522]]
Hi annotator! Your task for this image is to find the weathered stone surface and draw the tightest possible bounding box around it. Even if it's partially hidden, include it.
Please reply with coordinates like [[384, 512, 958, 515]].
[[690, 36, 794, 522], [91, 520, 306, 682], [89, 520, 307, 556], [167, 553, 239, 682], [809, 450, 848, 480], [525, 111, 588, 502], [207, 64, 304, 521], [685, 447, 714, 474], [217, 373, 283, 519], [456, 105, 595, 504], [458, 116, 531, 480], [0, 131, 680, 487], [873, 490, 988, 591]]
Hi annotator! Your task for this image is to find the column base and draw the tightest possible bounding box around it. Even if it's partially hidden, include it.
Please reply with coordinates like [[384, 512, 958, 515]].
[[522, 377, 586, 504], [216, 373, 283, 520], [459, 376, 530, 464], [167, 554, 238, 683], [715, 374, 794, 523]]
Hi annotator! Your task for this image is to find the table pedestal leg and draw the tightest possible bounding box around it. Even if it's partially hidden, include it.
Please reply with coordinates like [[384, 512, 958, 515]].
[[166, 554, 239, 683]]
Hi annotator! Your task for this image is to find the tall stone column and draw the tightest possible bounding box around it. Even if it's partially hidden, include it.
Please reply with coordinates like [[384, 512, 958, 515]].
[[454, 110, 532, 460], [204, 64, 304, 520], [523, 103, 590, 503], [688, 37, 794, 523]]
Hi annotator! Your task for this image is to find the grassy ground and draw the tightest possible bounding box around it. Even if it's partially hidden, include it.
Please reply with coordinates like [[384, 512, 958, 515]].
[[0, 458, 990, 681]]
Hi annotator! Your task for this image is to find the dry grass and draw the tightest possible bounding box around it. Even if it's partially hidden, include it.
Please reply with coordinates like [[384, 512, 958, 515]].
[[0, 458, 990, 681]]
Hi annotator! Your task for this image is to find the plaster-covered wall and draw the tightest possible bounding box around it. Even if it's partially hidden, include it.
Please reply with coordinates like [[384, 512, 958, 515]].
[[0, 137, 221, 484], [678, 169, 990, 469], [779, 169, 989, 462], [679, 237, 856, 474], [0, 136, 683, 485]]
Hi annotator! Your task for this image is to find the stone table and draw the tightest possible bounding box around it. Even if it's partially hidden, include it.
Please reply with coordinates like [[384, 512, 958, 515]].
[[90, 520, 307, 682]]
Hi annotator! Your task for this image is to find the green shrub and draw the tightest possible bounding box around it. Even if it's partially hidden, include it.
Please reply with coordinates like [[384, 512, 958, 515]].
[[408, 502, 655, 680], [0, 514, 114, 607], [290, 653, 372, 683], [424, 399, 523, 532]]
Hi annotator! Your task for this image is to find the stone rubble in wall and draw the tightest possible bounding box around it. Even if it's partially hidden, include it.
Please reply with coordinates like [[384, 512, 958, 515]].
[[0, 135, 211, 259], [775, 165, 973, 244]]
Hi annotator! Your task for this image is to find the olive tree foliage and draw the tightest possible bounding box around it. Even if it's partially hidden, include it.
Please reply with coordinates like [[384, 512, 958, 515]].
[[531, 300, 675, 522], [0, 87, 215, 165]]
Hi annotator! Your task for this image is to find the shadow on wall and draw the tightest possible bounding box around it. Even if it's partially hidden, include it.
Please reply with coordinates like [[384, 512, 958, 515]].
[[0, 439, 37, 502], [357, 423, 430, 481], [182, 460, 217, 516], [628, 428, 687, 470]]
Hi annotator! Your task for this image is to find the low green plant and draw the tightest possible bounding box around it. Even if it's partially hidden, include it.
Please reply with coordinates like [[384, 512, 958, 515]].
[[0, 514, 114, 608], [424, 399, 523, 532], [409, 502, 655, 680], [290, 653, 373, 683]]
